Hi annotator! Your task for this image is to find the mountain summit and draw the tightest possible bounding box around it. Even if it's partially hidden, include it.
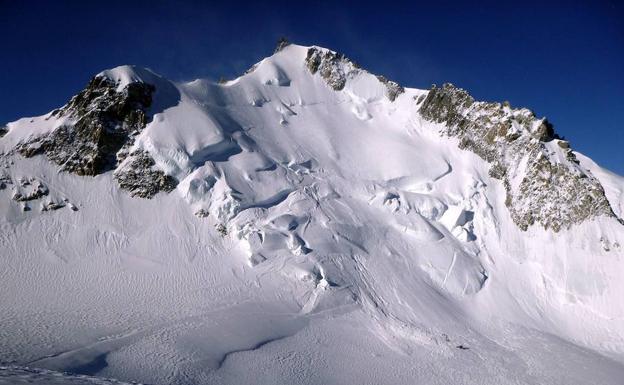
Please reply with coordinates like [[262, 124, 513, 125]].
[[1, 43, 624, 385]]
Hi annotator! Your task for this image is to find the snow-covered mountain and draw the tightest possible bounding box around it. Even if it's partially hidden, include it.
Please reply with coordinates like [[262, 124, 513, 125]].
[[1, 42, 624, 385]]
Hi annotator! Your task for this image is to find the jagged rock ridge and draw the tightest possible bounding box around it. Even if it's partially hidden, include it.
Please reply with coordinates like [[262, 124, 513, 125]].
[[419, 83, 616, 231]]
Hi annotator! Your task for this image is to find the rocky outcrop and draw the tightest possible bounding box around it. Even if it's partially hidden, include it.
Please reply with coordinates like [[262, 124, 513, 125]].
[[305, 47, 358, 91], [41, 200, 66, 211], [13, 73, 177, 198], [0, 173, 10, 190], [113, 149, 177, 198], [377, 76, 405, 102], [17, 76, 153, 176], [0, 126, 7, 138], [305, 47, 404, 101], [419, 83, 616, 231], [11, 178, 48, 202]]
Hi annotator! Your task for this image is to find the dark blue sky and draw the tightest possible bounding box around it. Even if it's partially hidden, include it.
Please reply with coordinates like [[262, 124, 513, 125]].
[[1, 0, 622, 173]]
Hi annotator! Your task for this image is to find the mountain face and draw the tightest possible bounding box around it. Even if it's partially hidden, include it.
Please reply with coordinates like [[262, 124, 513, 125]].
[[419, 84, 617, 231], [1, 42, 624, 385]]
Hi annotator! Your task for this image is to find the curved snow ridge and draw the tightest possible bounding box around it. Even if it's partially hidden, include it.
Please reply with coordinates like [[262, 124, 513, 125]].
[[0, 113, 69, 154], [98, 65, 163, 92], [231, 44, 405, 105], [98, 65, 182, 114]]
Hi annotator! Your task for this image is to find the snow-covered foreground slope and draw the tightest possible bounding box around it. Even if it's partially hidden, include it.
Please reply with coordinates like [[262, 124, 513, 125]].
[[1, 43, 623, 384], [0, 365, 142, 385]]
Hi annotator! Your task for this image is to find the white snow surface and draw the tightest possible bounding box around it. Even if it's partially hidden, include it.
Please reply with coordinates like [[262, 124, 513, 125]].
[[1, 44, 624, 384]]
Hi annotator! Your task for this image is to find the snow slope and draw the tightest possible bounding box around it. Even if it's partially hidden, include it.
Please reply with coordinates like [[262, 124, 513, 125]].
[[1, 43, 623, 385]]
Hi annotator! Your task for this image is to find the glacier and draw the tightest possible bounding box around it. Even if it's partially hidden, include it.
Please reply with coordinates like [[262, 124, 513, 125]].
[[1, 42, 623, 384]]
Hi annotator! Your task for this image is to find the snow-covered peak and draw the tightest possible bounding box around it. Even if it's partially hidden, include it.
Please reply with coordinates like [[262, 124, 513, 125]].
[[224, 43, 404, 104], [97, 65, 163, 92], [1, 42, 624, 385], [3, 42, 619, 229]]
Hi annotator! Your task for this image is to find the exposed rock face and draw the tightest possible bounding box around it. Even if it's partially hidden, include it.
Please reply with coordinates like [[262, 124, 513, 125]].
[[13, 74, 177, 198], [17, 76, 153, 176], [377, 75, 405, 102], [305, 47, 404, 101], [113, 149, 178, 198], [0, 126, 7, 138], [419, 83, 616, 231], [305, 47, 357, 91]]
